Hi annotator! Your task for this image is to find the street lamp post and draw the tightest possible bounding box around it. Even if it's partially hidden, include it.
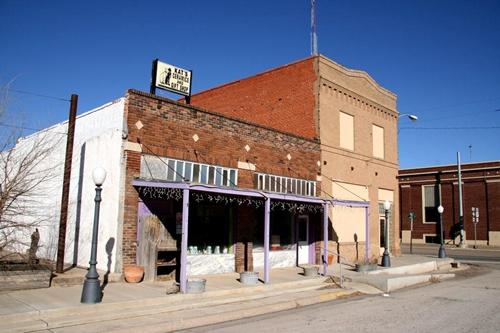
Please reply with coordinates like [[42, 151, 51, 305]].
[[399, 113, 418, 122], [81, 167, 107, 304], [381, 200, 391, 267], [437, 205, 446, 258]]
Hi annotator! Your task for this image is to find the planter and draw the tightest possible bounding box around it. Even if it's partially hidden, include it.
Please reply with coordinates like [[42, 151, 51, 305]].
[[187, 278, 206, 293], [0, 265, 52, 291], [239, 271, 259, 284], [123, 265, 144, 283], [355, 263, 378, 273], [302, 265, 320, 277]]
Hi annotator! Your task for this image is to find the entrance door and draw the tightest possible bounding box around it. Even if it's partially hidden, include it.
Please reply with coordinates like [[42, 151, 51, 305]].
[[379, 217, 386, 255], [297, 215, 309, 265]]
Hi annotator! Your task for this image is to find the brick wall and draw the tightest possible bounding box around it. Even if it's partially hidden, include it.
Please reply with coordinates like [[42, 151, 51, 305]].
[[122, 90, 322, 265], [399, 162, 500, 244], [188, 57, 318, 140]]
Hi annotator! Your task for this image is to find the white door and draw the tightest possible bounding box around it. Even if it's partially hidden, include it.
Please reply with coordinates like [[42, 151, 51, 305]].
[[297, 216, 309, 265]]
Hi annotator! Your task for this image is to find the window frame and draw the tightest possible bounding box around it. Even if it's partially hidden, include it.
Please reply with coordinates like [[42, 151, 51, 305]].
[[421, 184, 440, 224]]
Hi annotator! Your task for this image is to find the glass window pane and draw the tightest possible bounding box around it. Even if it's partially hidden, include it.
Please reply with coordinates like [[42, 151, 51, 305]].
[[265, 175, 270, 190], [184, 163, 192, 181], [287, 178, 291, 193], [208, 166, 215, 184], [193, 164, 200, 182], [167, 160, 175, 181], [230, 170, 237, 187], [175, 161, 184, 181], [200, 165, 208, 183], [270, 176, 275, 192], [215, 167, 222, 186], [223, 170, 228, 186]]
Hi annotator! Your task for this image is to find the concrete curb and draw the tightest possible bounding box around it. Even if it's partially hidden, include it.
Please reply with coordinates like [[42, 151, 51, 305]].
[[0, 277, 332, 332]]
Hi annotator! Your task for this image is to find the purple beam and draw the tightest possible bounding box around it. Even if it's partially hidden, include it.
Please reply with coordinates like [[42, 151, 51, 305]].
[[132, 179, 326, 204], [180, 188, 189, 293], [330, 199, 369, 208], [264, 197, 270, 283], [365, 206, 370, 262], [323, 203, 328, 276]]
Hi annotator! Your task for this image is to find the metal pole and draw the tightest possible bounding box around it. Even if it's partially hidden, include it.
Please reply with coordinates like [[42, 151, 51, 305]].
[[264, 197, 270, 284], [365, 206, 369, 262], [180, 189, 189, 293], [381, 208, 391, 267], [56, 94, 78, 273], [410, 213, 414, 254], [457, 152, 465, 247], [474, 222, 477, 249], [323, 203, 328, 276], [438, 209, 446, 258], [81, 185, 102, 303]]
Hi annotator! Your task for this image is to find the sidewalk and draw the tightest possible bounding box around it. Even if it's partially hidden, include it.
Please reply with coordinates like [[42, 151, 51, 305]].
[[0, 254, 463, 333]]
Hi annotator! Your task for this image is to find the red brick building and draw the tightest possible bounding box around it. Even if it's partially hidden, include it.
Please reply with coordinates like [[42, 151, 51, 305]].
[[188, 55, 400, 261], [398, 161, 500, 246], [123, 89, 330, 291]]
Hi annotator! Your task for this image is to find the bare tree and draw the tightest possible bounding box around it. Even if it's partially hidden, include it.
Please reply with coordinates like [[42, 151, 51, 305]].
[[0, 86, 62, 260]]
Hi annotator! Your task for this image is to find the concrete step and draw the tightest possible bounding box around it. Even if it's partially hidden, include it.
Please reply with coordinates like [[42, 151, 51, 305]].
[[352, 271, 456, 293], [366, 258, 455, 276], [24, 287, 356, 333], [0, 276, 333, 333]]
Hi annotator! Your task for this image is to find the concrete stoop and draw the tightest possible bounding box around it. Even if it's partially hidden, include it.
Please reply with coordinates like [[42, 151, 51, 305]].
[[350, 258, 459, 293], [0, 276, 345, 333]]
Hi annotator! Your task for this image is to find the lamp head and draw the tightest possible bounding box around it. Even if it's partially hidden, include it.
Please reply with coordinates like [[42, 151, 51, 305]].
[[92, 167, 107, 186], [408, 114, 418, 121], [383, 200, 391, 211], [437, 205, 444, 214]]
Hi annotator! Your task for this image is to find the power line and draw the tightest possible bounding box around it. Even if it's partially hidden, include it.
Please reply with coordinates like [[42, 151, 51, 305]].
[[8, 89, 70, 102], [0, 122, 67, 135], [411, 96, 500, 113], [400, 126, 500, 130]]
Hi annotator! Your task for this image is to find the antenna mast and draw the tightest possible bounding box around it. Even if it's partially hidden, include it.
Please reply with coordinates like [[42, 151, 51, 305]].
[[311, 0, 318, 55]]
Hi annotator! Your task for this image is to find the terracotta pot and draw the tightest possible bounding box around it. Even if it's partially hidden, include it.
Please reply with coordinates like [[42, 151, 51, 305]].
[[123, 265, 144, 283], [328, 254, 334, 265]]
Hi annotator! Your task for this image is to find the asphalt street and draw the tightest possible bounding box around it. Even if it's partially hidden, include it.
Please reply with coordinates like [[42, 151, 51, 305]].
[[182, 257, 500, 333], [402, 244, 500, 266]]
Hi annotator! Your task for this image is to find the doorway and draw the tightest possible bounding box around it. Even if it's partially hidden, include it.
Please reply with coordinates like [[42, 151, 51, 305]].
[[297, 215, 309, 265]]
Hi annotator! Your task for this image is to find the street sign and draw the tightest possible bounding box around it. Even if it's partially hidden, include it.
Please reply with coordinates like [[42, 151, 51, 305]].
[[472, 207, 479, 224], [472, 207, 479, 248]]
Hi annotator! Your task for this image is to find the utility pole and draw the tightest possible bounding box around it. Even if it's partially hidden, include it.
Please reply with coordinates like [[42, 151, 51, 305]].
[[56, 94, 78, 273]]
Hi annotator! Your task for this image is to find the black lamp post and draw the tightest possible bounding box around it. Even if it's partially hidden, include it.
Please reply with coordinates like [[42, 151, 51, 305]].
[[81, 167, 106, 304], [438, 205, 446, 258], [381, 200, 391, 267]]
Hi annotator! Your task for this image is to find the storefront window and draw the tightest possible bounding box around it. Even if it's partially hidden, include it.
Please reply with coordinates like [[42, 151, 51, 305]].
[[254, 210, 295, 252], [187, 202, 234, 255]]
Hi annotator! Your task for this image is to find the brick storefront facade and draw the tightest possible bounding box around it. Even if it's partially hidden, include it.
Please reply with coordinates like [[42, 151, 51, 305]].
[[399, 161, 500, 246], [122, 89, 322, 268]]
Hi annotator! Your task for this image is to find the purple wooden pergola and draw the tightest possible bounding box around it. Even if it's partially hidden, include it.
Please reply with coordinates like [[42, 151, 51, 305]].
[[132, 179, 369, 293]]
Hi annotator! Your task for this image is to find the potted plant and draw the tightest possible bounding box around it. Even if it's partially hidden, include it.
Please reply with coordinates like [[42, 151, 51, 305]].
[[187, 278, 206, 293], [302, 264, 320, 277], [239, 271, 259, 284], [123, 265, 144, 283], [354, 256, 378, 273]]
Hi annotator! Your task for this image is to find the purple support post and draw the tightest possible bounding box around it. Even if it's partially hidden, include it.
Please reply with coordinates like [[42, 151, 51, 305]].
[[264, 197, 270, 283], [323, 203, 329, 276], [180, 189, 190, 293], [365, 206, 370, 262]]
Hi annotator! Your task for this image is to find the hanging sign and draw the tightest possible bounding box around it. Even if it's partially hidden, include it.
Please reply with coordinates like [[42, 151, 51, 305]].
[[151, 59, 192, 97]]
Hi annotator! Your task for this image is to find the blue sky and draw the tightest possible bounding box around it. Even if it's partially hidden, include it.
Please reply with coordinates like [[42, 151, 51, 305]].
[[1, 0, 499, 168]]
